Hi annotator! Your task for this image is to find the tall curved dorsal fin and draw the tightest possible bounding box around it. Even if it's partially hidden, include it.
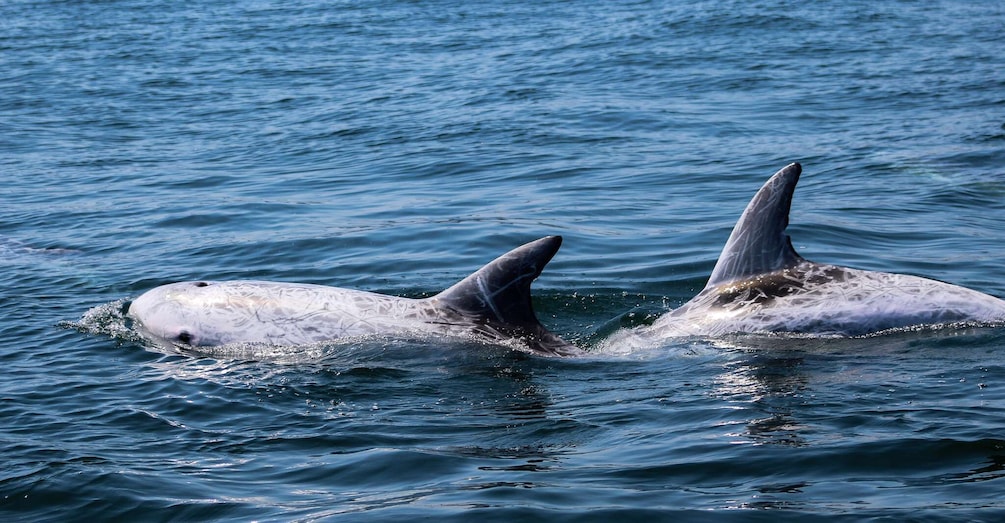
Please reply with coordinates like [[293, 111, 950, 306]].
[[705, 163, 804, 288], [434, 236, 581, 357]]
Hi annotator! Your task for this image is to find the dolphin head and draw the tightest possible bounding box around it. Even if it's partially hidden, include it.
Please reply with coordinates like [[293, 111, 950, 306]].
[[128, 281, 223, 347]]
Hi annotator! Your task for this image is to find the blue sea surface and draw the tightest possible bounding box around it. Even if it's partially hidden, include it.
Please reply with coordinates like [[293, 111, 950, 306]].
[[3, 0, 1005, 520]]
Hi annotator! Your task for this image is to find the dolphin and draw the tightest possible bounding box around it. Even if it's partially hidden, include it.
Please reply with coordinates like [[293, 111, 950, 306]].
[[128, 236, 583, 357], [604, 163, 1005, 349]]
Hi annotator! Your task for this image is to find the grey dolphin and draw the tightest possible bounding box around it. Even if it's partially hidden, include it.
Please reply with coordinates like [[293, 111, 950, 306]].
[[604, 163, 1005, 350], [128, 236, 582, 357]]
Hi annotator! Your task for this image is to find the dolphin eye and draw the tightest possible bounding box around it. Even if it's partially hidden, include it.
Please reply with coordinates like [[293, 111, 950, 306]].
[[194, 282, 209, 287], [176, 331, 194, 344]]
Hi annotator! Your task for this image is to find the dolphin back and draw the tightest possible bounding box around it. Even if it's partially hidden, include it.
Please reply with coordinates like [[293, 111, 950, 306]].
[[433, 236, 581, 357], [705, 162, 804, 288]]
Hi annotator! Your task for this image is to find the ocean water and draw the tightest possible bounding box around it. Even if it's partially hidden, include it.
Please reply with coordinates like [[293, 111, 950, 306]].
[[3, 0, 1005, 520]]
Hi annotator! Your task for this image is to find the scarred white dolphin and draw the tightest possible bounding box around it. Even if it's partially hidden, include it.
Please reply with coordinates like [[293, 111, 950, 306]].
[[128, 236, 582, 357], [604, 163, 1005, 349]]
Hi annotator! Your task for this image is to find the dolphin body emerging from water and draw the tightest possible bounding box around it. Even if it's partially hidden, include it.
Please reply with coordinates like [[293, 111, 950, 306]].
[[604, 163, 1005, 350], [128, 236, 582, 357]]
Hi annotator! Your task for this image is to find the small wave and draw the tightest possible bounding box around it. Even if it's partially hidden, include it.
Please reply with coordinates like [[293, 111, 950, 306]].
[[0, 237, 81, 256], [60, 299, 144, 344], [859, 320, 1005, 338], [594, 320, 1005, 356]]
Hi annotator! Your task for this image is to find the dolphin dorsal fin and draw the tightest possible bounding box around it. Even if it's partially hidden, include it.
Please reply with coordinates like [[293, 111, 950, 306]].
[[434, 236, 580, 357], [705, 163, 804, 288]]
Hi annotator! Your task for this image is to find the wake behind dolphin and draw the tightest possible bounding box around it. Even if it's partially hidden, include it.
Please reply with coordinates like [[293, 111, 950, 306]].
[[128, 236, 583, 357], [604, 163, 1005, 350]]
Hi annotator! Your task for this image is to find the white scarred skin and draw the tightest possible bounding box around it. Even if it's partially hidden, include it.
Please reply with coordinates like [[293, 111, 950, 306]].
[[603, 263, 1005, 351], [129, 281, 473, 347]]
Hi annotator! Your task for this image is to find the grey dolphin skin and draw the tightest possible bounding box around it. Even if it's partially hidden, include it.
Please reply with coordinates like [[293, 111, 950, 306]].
[[603, 163, 1005, 350], [129, 236, 583, 357]]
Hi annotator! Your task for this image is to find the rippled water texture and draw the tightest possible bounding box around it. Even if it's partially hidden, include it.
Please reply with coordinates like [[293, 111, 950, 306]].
[[3, 0, 1005, 520]]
